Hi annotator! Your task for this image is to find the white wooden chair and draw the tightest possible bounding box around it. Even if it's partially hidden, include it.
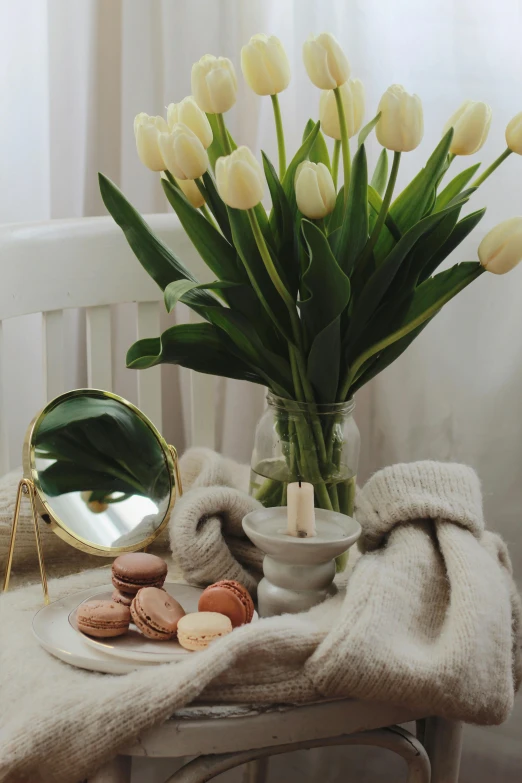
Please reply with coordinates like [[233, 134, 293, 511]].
[[0, 216, 463, 783]]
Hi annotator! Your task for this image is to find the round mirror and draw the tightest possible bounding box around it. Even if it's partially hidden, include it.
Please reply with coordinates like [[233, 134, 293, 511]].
[[23, 390, 178, 555]]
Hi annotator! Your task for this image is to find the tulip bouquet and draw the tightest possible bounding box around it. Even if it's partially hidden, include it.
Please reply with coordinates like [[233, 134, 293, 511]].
[[100, 32, 522, 518]]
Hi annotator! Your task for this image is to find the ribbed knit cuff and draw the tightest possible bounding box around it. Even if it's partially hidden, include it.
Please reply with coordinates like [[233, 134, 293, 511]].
[[356, 461, 484, 551]]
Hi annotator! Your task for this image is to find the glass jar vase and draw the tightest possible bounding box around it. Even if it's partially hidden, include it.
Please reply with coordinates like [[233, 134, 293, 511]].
[[249, 394, 360, 517]]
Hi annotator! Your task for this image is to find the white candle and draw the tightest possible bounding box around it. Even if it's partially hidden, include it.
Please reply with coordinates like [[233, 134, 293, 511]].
[[287, 482, 316, 538]]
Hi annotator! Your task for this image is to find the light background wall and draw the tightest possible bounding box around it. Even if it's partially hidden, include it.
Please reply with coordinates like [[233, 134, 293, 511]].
[[1, 1, 521, 780]]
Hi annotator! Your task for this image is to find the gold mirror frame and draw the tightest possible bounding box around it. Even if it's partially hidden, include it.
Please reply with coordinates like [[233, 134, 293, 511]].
[[2, 389, 182, 604]]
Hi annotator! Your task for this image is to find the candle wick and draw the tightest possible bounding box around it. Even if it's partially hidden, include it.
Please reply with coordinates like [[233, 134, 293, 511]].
[[299, 480, 302, 488]]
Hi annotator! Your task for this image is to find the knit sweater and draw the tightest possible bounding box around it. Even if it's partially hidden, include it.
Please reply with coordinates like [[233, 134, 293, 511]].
[[0, 454, 520, 783]]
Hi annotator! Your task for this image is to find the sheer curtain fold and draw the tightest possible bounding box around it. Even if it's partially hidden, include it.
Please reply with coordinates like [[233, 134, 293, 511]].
[[1, 0, 522, 569]]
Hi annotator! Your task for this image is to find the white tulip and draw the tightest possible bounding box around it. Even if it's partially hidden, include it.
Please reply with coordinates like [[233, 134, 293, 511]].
[[241, 34, 291, 96], [134, 113, 168, 171], [295, 161, 336, 219], [166, 96, 213, 148], [191, 55, 237, 114], [443, 100, 492, 155], [505, 111, 522, 155], [176, 178, 206, 208], [302, 33, 350, 90], [376, 85, 424, 152], [158, 124, 208, 181], [320, 79, 365, 140], [478, 217, 522, 275], [215, 146, 265, 210]]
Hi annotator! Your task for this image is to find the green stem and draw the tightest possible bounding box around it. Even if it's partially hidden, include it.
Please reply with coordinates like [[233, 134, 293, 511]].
[[247, 209, 296, 316], [472, 148, 512, 187], [270, 94, 286, 179], [447, 152, 456, 165], [216, 113, 232, 155], [332, 140, 341, 190], [200, 204, 215, 223], [358, 150, 401, 269], [333, 87, 351, 204]]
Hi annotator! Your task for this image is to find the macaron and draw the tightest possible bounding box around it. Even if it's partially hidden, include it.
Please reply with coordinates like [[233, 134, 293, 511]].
[[130, 587, 185, 641], [111, 588, 133, 607], [111, 552, 168, 595], [177, 612, 233, 651], [198, 580, 254, 628], [76, 600, 130, 638]]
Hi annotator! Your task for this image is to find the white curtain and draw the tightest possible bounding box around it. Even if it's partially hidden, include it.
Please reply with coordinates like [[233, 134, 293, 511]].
[[1, 2, 522, 777]]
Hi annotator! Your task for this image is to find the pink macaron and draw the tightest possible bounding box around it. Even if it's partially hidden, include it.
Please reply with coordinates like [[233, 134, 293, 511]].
[[111, 552, 168, 595], [130, 587, 185, 641], [76, 600, 130, 638]]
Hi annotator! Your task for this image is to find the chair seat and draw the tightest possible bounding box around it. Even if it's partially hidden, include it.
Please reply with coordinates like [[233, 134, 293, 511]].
[[123, 698, 426, 758]]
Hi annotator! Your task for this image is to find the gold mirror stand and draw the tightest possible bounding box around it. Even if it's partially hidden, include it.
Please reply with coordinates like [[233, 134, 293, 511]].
[[2, 446, 183, 606], [3, 478, 50, 604]]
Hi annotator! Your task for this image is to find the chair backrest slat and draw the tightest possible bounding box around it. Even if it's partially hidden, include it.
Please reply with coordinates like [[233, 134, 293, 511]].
[[0, 322, 9, 475], [0, 215, 224, 470], [86, 305, 113, 391], [136, 301, 162, 431], [42, 310, 65, 402]]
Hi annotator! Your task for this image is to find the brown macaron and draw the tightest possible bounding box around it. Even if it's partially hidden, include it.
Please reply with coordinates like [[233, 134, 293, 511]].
[[76, 600, 130, 638], [111, 552, 168, 595], [111, 588, 133, 607], [198, 580, 254, 628], [130, 587, 185, 641]]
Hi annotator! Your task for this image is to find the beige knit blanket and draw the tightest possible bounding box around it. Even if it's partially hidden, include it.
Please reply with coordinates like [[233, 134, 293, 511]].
[[0, 450, 520, 783]]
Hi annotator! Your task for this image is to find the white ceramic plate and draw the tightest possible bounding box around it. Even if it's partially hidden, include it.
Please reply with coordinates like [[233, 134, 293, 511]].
[[70, 583, 258, 664], [32, 584, 168, 674], [70, 583, 202, 663]]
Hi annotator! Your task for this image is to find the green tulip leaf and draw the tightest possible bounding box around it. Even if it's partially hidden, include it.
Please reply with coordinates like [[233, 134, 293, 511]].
[[370, 149, 389, 196], [433, 163, 481, 212], [303, 119, 331, 170], [336, 144, 369, 275], [200, 172, 232, 243], [419, 207, 486, 282], [358, 112, 381, 147], [282, 121, 321, 203], [162, 178, 243, 284], [327, 186, 345, 235], [374, 128, 455, 261], [98, 174, 215, 308], [126, 322, 264, 386], [164, 279, 239, 314], [347, 262, 483, 394], [346, 198, 469, 346], [301, 220, 351, 336], [350, 319, 432, 394], [226, 207, 294, 342], [307, 318, 342, 403], [368, 186, 402, 241]]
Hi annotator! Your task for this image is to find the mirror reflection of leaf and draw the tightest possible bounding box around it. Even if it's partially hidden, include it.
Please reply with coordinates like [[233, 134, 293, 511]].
[[34, 397, 169, 503]]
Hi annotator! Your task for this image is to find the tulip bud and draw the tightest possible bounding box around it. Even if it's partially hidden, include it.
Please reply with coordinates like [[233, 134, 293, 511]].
[[302, 33, 350, 90], [241, 34, 291, 96], [191, 54, 237, 114], [443, 100, 492, 155], [134, 113, 169, 171], [505, 111, 522, 155], [478, 217, 522, 275], [295, 161, 336, 219], [319, 78, 365, 140], [215, 146, 264, 210], [158, 124, 209, 181], [376, 85, 424, 152], [176, 178, 206, 208], [167, 96, 213, 148]]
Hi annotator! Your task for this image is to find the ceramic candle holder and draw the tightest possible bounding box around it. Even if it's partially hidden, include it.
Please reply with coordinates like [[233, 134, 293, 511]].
[[242, 507, 361, 617]]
